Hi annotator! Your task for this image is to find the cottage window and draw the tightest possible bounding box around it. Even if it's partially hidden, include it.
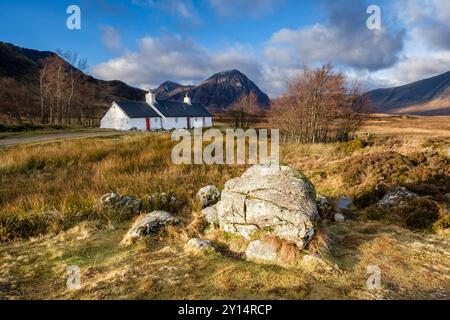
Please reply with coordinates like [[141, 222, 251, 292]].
[[175, 117, 178, 123]]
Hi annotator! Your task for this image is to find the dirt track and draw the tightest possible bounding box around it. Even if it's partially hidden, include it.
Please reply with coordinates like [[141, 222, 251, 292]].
[[0, 131, 124, 147]]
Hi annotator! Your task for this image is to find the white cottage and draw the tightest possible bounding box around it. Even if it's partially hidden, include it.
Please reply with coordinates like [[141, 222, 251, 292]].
[[100, 91, 213, 131]]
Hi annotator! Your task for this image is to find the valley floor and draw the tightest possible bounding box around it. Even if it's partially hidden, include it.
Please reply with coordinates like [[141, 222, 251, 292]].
[[0, 115, 449, 300]]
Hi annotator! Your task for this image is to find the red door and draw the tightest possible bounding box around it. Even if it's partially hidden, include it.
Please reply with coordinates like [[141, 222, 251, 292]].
[[145, 118, 150, 131]]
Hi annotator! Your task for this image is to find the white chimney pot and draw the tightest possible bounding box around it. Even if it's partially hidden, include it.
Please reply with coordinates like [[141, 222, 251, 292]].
[[146, 91, 156, 105], [184, 93, 191, 105]]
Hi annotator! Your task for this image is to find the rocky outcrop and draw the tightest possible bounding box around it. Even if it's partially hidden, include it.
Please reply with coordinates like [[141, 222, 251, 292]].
[[197, 185, 221, 208], [378, 187, 417, 209], [122, 211, 179, 245], [100, 193, 142, 214], [206, 164, 318, 249], [245, 240, 278, 263]]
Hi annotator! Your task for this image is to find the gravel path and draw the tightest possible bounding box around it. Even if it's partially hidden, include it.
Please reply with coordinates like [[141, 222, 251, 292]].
[[0, 131, 124, 147]]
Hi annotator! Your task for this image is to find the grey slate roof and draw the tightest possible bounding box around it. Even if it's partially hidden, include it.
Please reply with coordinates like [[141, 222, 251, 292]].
[[114, 99, 212, 118], [115, 100, 160, 118], [153, 100, 212, 117]]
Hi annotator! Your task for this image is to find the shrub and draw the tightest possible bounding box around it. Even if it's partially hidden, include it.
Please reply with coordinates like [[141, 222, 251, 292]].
[[353, 185, 387, 208], [340, 151, 412, 186], [394, 198, 440, 230], [361, 205, 388, 221], [336, 139, 365, 156], [432, 215, 450, 233]]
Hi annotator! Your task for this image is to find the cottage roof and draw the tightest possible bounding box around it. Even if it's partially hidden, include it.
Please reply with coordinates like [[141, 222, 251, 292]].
[[115, 100, 160, 118], [113, 99, 211, 118], [153, 100, 212, 118]]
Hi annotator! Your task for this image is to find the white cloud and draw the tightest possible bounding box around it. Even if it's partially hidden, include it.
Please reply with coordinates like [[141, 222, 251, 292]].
[[92, 35, 262, 90], [92, 0, 450, 97], [264, 0, 405, 71], [100, 25, 123, 51], [399, 0, 450, 50], [370, 52, 450, 88]]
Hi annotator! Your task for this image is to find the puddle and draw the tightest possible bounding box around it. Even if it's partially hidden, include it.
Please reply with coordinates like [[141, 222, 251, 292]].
[[337, 197, 352, 210]]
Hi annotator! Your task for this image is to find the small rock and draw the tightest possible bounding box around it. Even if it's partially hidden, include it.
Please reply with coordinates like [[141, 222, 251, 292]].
[[377, 187, 417, 209], [122, 211, 179, 245], [317, 195, 333, 210], [334, 213, 345, 223], [201, 205, 219, 227], [245, 240, 277, 263], [186, 238, 214, 251], [100, 193, 142, 214], [317, 195, 334, 219], [197, 185, 221, 208]]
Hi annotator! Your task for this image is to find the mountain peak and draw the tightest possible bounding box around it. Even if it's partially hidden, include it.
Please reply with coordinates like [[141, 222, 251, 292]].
[[154, 70, 270, 111]]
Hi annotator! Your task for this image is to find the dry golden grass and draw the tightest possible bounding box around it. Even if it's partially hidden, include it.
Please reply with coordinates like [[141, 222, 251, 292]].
[[0, 115, 449, 300]]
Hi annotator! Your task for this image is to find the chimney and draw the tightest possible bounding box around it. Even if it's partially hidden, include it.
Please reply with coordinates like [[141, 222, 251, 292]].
[[146, 90, 156, 105], [183, 93, 191, 105]]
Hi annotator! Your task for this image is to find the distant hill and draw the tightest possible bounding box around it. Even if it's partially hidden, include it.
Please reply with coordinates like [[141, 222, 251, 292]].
[[0, 41, 146, 112], [0, 42, 270, 118], [153, 69, 271, 111], [365, 71, 450, 115]]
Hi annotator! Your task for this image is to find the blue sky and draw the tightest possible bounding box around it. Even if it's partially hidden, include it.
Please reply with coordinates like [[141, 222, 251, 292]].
[[1, 0, 450, 96]]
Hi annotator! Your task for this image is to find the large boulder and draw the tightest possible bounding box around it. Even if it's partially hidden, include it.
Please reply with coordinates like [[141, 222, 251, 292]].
[[214, 164, 319, 249], [197, 185, 221, 208], [378, 187, 417, 209], [100, 193, 142, 214], [122, 211, 179, 245]]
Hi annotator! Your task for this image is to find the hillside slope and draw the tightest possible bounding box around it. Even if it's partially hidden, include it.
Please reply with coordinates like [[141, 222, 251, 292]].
[[365, 71, 450, 115], [0, 42, 146, 114]]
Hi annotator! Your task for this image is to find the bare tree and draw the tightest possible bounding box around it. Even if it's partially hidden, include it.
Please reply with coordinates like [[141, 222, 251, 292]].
[[56, 50, 89, 124], [269, 64, 368, 143], [335, 82, 369, 141], [230, 92, 261, 129]]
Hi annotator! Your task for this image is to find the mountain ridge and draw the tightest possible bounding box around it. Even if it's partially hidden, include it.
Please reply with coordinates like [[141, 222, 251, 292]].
[[153, 69, 271, 111], [365, 71, 450, 115]]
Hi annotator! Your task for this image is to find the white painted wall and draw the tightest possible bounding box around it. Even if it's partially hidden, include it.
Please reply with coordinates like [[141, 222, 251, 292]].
[[100, 103, 162, 131], [188, 117, 213, 128], [101, 102, 213, 131], [128, 118, 162, 131], [162, 117, 188, 130], [100, 103, 130, 130], [204, 117, 213, 128]]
